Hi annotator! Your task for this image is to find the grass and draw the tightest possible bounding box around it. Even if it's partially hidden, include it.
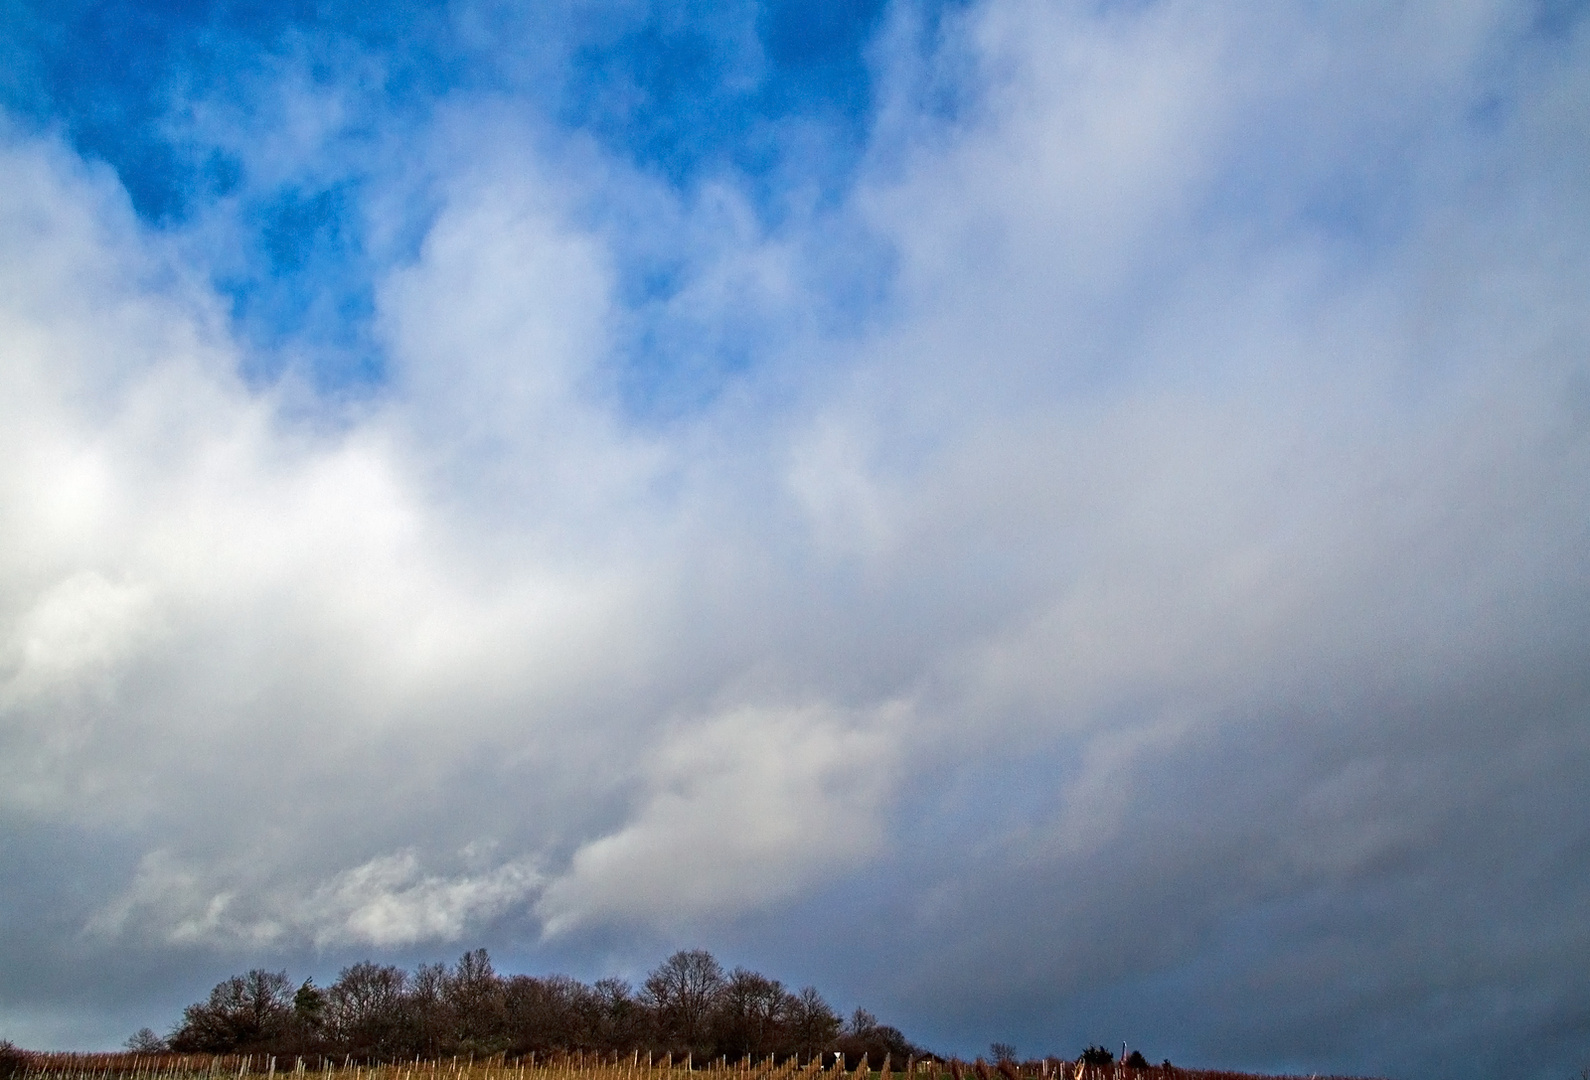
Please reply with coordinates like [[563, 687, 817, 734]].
[[8, 1052, 1377, 1080]]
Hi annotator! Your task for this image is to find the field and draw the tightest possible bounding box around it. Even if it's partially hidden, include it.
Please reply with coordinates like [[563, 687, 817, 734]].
[[7, 1051, 1378, 1080]]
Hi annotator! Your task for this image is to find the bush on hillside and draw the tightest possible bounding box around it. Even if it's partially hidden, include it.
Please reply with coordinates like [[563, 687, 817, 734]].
[[1080, 1046, 1115, 1067]]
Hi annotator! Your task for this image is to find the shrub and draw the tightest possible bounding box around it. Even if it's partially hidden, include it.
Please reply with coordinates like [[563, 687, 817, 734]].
[[126, 1028, 168, 1053], [0, 1039, 30, 1080]]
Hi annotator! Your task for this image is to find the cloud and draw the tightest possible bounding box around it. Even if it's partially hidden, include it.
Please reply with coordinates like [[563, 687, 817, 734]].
[[1, 1, 1589, 1076], [88, 849, 543, 949], [538, 700, 905, 934], [0, 109, 900, 953]]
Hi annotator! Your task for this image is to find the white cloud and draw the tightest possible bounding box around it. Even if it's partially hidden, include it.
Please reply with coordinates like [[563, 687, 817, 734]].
[[3, 571, 156, 697], [537, 700, 905, 934], [88, 848, 542, 948]]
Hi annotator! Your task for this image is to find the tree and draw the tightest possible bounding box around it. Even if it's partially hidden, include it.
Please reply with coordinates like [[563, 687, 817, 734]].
[[292, 979, 327, 1051], [446, 949, 506, 1054], [837, 1008, 918, 1066], [593, 977, 647, 1050], [168, 970, 293, 1052], [712, 968, 791, 1059], [125, 1029, 167, 1054], [409, 962, 451, 1059], [505, 973, 604, 1052], [504, 975, 569, 1054], [786, 987, 840, 1059], [0, 1040, 29, 1080], [642, 950, 725, 1054], [990, 1045, 1017, 1066], [326, 962, 409, 1058], [151, 947, 921, 1063]]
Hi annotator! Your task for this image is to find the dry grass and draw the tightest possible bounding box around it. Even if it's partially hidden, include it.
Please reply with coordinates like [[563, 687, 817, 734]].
[[9, 1054, 1377, 1080], [10, 1052, 819, 1080]]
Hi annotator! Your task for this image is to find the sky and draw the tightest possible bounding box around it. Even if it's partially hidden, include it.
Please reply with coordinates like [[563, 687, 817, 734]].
[[1, 1, 1588, 1077]]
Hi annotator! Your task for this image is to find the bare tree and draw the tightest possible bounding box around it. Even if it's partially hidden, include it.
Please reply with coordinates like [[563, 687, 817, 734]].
[[327, 963, 408, 1058], [169, 970, 293, 1052], [837, 1007, 917, 1067], [786, 987, 841, 1059], [593, 977, 647, 1050], [124, 1029, 166, 1054], [409, 962, 451, 1059], [713, 968, 791, 1059], [446, 949, 506, 1054], [642, 949, 725, 1054], [154, 948, 909, 1063]]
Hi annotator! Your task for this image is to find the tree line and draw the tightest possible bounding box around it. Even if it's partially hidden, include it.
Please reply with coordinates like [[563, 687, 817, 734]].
[[134, 949, 921, 1065]]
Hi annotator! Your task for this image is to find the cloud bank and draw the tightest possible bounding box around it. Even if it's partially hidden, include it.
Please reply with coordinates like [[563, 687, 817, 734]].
[[2, 2, 1589, 1078]]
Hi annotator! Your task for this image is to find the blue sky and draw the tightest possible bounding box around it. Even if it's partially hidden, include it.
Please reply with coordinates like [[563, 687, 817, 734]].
[[3, 0, 905, 400], [2, 3, 1590, 1079]]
